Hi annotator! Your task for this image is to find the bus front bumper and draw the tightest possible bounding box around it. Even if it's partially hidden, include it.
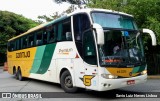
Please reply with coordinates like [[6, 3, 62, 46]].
[[98, 74, 147, 91]]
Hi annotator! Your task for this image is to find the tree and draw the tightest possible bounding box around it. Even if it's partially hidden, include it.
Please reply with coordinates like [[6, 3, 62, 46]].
[[38, 12, 60, 22], [0, 11, 39, 63], [89, 0, 160, 45], [53, 0, 89, 5], [38, 0, 88, 22], [89, 0, 160, 74]]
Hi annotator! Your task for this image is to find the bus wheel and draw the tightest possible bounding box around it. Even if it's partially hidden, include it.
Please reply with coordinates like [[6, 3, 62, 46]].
[[17, 68, 23, 81], [60, 70, 78, 93], [13, 68, 17, 78]]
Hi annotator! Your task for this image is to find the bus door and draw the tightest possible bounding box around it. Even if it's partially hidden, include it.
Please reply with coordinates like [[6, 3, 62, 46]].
[[73, 56, 85, 88], [82, 29, 98, 90]]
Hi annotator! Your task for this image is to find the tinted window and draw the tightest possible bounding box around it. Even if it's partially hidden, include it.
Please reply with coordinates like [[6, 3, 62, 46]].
[[16, 40, 19, 50], [73, 14, 91, 58], [83, 30, 97, 65], [92, 12, 137, 30], [22, 36, 28, 49], [36, 31, 43, 46], [8, 41, 16, 51], [57, 17, 72, 41], [73, 14, 90, 42], [47, 25, 56, 43], [28, 34, 35, 47], [43, 31, 48, 44]]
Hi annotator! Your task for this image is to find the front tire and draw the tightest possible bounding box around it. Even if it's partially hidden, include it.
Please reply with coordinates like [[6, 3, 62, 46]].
[[60, 70, 78, 93]]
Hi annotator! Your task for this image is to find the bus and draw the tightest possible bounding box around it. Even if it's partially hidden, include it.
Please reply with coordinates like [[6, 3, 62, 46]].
[[7, 8, 156, 93]]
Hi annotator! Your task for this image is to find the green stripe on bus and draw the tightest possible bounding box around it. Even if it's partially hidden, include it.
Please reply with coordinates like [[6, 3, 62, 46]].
[[36, 43, 56, 74], [132, 66, 140, 73], [132, 65, 146, 74], [30, 45, 46, 73], [138, 65, 146, 72]]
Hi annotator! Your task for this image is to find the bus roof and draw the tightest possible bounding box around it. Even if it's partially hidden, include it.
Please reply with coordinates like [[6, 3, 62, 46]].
[[68, 8, 133, 17], [8, 8, 133, 41]]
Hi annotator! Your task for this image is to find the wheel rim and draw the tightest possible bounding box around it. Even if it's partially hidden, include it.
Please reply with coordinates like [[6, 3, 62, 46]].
[[64, 75, 73, 88]]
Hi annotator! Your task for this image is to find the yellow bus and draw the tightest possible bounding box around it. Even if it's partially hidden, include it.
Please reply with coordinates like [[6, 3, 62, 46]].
[[7, 8, 156, 93]]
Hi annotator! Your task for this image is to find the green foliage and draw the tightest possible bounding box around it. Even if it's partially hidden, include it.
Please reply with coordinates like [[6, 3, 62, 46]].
[[0, 11, 39, 54], [38, 12, 60, 22], [53, 0, 89, 5], [89, 0, 160, 45], [89, 0, 122, 10], [38, 5, 74, 22]]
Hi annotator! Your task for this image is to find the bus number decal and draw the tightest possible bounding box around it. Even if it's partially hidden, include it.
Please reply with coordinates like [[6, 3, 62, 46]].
[[117, 70, 127, 73]]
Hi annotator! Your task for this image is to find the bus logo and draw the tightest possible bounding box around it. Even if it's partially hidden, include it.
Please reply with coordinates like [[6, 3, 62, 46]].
[[58, 48, 73, 55], [80, 75, 95, 86]]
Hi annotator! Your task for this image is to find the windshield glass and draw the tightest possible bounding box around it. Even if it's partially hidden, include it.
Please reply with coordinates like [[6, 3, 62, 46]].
[[99, 30, 145, 67], [91, 12, 144, 67], [92, 12, 138, 30]]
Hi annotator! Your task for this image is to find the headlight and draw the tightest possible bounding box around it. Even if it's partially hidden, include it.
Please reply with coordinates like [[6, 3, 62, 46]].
[[141, 70, 147, 75], [101, 74, 118, 79]]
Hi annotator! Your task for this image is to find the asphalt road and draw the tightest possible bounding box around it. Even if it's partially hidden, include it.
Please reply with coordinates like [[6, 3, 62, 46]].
[[0, 68, 160, 101]]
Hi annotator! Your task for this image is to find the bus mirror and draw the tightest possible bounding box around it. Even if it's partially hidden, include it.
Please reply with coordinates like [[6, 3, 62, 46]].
[[142, 29, 157, 46], [92, 23, 104, 45]]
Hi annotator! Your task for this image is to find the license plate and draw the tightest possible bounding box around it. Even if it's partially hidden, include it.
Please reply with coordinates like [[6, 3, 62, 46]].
[[127, 80, 135, 85]]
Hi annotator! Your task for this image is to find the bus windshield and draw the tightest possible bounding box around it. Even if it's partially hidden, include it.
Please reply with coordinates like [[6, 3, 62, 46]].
[[91, 12, 145, 67], [91, 12, 137, 30], [98, 30, 145, 67]]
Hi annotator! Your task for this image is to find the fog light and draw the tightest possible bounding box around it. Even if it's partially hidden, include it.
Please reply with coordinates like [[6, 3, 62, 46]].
[[141, 70, 147, 75], [108, 75, 114, 79], [101, 74, 117, 79], [102, 83, 112, 87]]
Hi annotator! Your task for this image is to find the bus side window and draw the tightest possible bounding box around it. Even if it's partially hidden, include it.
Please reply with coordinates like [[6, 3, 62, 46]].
[[19, 38, 22, 49], [62, 18, 72, 41], [73, 14, 91, 58], [43, 31, 48, 44], [9, 41, 16, 51], [16, 39, 21, 50], [28, 34, 34, 47], [49, 30, 55, 43], [57, 23, 62, 41], [16, 40, 19, 50], [22, 36, 28, 49], [36, 31, 43, 46], [10, 43, 13, 51], [48, 25, 56, 43], [57, 17, 72, 41], [73, 14, 91, 42], [7, 42, 11, 51]]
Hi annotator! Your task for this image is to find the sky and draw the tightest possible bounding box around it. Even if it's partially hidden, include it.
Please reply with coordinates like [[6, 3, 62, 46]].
[[0, 0, 70, 20]]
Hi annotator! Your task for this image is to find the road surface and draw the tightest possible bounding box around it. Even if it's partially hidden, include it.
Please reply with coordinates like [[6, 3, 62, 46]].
[[0, 68, 160, 101]]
